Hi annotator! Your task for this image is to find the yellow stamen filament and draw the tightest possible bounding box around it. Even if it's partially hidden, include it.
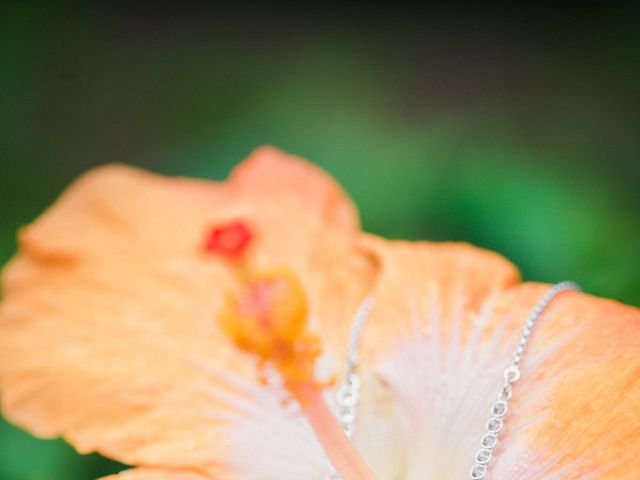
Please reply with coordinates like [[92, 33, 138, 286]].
[[219, 268, 379, 480]]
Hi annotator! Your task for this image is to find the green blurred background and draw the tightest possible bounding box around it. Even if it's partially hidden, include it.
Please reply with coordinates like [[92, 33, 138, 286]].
[[1, 3, 639, 479]]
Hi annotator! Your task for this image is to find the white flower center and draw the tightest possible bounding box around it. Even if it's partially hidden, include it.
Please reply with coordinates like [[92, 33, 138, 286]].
[[223, 298, 593, 480]]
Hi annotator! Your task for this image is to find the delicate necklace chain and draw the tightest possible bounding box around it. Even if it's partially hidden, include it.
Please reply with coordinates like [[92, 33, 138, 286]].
[[324, 282, 580, 480], [469, 281, 581, 479], [325, 296, 374, 480]]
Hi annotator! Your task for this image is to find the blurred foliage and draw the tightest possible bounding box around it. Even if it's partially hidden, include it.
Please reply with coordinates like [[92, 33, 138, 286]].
[[0, 3, 639, 479]]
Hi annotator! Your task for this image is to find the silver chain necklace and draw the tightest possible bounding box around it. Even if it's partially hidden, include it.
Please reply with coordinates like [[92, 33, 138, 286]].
[[325, 281, 581, 480], [325, 296, 373, 480]]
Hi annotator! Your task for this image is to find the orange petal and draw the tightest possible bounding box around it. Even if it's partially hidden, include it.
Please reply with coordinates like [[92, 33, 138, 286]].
[[357, 235, 640, 478], [0, 147, 374, 475], [496, 284, 640, 479], [356, 233, 521, 363], [229, 147, 377, 361]]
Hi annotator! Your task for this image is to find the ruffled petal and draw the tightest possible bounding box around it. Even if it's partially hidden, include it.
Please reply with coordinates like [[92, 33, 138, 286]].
[[356, 233, 521, 363], [0, 147, 374, 476], [356, 235, 640, 478], [499, 284, 640, 479]]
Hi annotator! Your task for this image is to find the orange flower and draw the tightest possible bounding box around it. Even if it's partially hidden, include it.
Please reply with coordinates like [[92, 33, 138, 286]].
[[0, 147, 638, 480]]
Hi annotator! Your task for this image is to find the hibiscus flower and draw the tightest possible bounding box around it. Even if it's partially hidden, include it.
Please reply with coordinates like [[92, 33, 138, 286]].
[[0, 147, 638, 480]]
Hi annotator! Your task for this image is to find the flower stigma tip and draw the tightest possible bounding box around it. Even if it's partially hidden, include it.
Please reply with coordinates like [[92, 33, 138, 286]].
[[204, 220, 253, 259]]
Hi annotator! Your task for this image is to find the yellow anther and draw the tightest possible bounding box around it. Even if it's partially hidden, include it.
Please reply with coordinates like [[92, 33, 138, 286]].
[[219, 267, 378, 480], [219, 268, 320, 389]]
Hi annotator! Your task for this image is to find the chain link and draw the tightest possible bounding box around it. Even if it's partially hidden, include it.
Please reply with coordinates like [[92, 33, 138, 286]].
[[468, 281, 581, 479], [325, 296, 374, 480]]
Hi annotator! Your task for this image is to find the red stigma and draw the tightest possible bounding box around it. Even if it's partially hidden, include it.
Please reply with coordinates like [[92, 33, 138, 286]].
[[204, 221, 253, 259]]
